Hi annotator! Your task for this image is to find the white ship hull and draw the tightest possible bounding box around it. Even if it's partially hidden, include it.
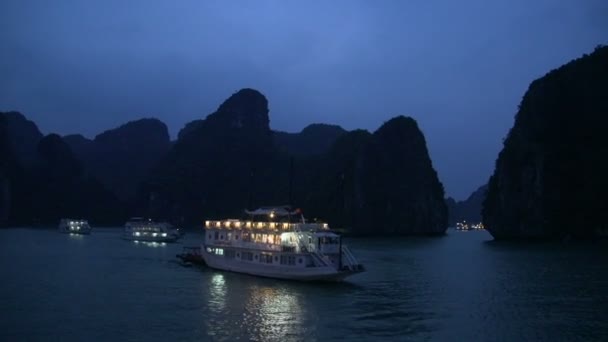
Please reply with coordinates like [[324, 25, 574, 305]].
[[59, 228, 92, 235], [201, 248, 359, 282], [123, 234, 178, 243]]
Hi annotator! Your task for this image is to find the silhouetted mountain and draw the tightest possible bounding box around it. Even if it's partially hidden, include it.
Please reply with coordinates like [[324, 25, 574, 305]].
[[2, 91, 448, 234], [274, 124, 347, 157], [177, 119, 204, 141], [27, 134, 124, 224], [148, 88, 281, 222], [0, 115, 17, 225], [446, 184, 487, 226], [483, 45, 608, 240], [63, 134, 94, 157], [65, 118, 171, 200], [297, 129, 372, 230], [146, 90, 447, 234], [358, 116, 447, 234], [1, 111, 43, 166]]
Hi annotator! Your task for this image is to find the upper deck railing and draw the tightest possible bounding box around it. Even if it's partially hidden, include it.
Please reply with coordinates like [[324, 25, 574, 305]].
[[204, 220, 329, 232]]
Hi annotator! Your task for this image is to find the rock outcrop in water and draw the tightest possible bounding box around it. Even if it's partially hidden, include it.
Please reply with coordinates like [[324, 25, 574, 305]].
[[65, 118, 171, 200], [483, 45, 608, 240]]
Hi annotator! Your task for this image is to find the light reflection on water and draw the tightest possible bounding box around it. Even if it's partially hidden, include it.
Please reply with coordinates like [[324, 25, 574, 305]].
[[1, 228, 608, 341], [203, 273, 311, 342], [243, 285, 308, 342]]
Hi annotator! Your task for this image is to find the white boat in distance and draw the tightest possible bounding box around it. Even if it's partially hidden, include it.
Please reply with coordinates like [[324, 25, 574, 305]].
[[202, 206, 364, 281], [59, 219, 92, 234], [123, 217, 181, 242]]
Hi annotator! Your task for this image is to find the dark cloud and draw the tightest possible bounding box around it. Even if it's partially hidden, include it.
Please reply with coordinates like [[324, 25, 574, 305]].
[[1, 0, 606, 199]]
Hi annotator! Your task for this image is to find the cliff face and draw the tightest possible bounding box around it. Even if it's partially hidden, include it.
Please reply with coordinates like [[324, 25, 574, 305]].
[[359, 116, 447, 234], [483, 45, 608, 239], [65, 118, 171, 200]]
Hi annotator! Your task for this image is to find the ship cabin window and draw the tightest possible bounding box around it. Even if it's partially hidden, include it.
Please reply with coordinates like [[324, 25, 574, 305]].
[[241, 252, 253, 261], [242, 232, 251, 242], [214, 231, 219, 239], [298, 258, 303, 264], [280, 255, 296, 265], [207, 247, 224, 255], [227, 232, 232, 240], [274, 256, 278, 262], [208, 234, 212, 240], [225, 249, 236, 259], [320, 237, 339, 244], [220, 234, 224, 240], [254, 254, 258, 260], [235, 234, 239, 240], [260, 254, 273, 264]]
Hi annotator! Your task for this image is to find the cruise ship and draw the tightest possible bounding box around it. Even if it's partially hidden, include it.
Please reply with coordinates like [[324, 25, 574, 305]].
[[59, 219, 92, 235], [202, 206, 364, 281], [123, 217, 181, 242]]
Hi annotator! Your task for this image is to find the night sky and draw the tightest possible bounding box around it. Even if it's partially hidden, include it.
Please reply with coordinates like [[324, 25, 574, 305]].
[[1, 0, 606, 199]]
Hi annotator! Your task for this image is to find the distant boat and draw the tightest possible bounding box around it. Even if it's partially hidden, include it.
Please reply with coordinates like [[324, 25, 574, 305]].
[[58, 219, 92, 235], [200, 206, 365, 281], [123, 217, 181, 242]]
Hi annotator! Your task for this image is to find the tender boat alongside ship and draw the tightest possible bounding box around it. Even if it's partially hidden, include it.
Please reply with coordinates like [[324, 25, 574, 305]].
[[201, 206, 364, 281], [58, 219, 92, 234], [123, 217, 182, 242]]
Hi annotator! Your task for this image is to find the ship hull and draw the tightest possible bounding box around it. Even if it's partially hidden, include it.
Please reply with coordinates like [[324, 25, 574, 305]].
[[201, 248, 361, 282], [59, 229, 92, 235], [123, 234, 178, 243]]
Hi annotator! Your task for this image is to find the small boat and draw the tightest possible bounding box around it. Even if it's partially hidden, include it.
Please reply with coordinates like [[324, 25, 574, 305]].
[[201, 206, 364, 281], [123, 217, 181, 242], [58, 219, 92, 234], [176, 246, 205, 267]]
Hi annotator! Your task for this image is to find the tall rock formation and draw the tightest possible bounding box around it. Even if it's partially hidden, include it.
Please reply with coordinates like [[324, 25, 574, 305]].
[[149, 88, 281, 222], [1, 111, 43, 166], [483, 45, 608, 239], [359, 116, 447, 234], [301, 117, 447, 235], [65, 118, 171, 200], [0, 116, 15, 225], [30, 134, 123, 224]]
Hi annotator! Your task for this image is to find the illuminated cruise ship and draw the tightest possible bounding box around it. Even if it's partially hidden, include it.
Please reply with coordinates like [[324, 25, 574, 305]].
[[202, 206, 364, 281], [59, 219, 92, 235], [123, 217, 181, 242]]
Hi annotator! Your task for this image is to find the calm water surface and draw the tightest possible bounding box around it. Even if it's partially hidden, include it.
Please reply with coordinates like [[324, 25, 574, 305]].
[[1, 228, 607, 341]]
